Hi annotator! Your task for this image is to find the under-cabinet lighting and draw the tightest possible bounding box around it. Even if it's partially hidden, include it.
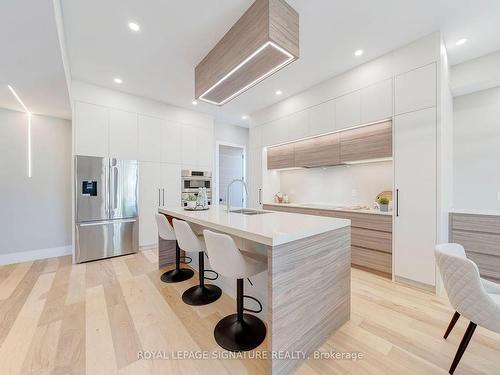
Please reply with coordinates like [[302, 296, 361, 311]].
[[343, 157, 393, 165], [198, 41, 295, 106]]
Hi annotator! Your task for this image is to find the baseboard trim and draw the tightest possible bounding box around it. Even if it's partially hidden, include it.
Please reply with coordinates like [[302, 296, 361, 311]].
[[0, 245, 73, 266], [394, 275, 436, 293]]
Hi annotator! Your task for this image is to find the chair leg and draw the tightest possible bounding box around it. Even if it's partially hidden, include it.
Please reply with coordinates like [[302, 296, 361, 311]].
[[449, 321, 477, 374], [444, 311, 460, 339]]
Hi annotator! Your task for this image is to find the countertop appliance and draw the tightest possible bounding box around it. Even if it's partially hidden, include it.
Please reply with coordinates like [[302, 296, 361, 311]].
[[181, 170, 212, 207], [75, 155, 139, 263]]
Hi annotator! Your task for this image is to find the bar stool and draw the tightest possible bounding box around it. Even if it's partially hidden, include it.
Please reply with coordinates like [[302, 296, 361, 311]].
[[203, 229, 267, 352], [155, 213, 194, 283], [172, 219, 222, 306]]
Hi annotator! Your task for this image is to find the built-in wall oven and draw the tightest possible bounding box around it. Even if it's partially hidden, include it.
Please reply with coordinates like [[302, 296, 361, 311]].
[[181, 170, 212, 207]]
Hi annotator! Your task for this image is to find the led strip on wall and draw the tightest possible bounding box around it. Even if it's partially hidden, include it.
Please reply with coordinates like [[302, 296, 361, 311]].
[[7, 85, 32, 178], [198, 41, 295, 106]]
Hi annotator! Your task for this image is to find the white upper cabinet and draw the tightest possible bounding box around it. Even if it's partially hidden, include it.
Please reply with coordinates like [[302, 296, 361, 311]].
[[161, 163, 181, 207], [74, 101, 108, 157], [196, 126, 213, 168], [361, 79, 393, 123], [308, 100, 335, 136], [249, 126, 262, 149], [181, 124, 197, 166], [335, 91, 361, 130], [161, 121, 182, 164], [109, 109, 138, 160], [395, 63, 436, 115], [286, 110, 309, 142], [138, 115, 162, 162], [262, 118, 285, 146]]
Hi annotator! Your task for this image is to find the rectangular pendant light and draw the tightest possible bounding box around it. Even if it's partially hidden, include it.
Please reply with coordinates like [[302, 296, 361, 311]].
[[195, 0, 299, 106]]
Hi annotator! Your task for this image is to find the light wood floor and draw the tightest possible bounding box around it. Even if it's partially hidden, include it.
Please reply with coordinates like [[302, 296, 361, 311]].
[[0, 250, 499, 375]]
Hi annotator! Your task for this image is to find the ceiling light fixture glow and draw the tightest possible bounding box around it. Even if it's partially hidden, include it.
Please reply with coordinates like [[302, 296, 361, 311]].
[[128, 22, 140, 32], [455, 38, 468, 46], [354, 49, 364, 57], [275, 90, 283, 95], [113, 77, 123, 84], [198, 41, 295, 106]]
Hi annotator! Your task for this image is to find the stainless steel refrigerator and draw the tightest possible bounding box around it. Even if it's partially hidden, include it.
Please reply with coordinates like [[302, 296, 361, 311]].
[[75, 155, 139, 263]]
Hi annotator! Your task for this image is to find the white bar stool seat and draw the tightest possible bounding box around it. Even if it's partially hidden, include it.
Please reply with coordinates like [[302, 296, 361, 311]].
[[203, 229, 267, 352], [155, 213, 193, 283], [173, 219, 222, 306]]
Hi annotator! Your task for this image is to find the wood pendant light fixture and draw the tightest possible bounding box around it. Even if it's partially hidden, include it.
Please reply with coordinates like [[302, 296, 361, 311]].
[[195, 0, 299, 106]]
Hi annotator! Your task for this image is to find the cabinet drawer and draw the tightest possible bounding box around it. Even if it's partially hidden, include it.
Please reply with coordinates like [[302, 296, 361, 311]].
[[267, 143, 295, 169], [466, 252, 500, 281], [352, 227, 392, 253], [294, 133, 340, 167], [351, 246, 391, 275], [329, 211, 392, 232], [340, 120, 392, 162], [451, 230, 500, 257], [451, 213, 500, 235]]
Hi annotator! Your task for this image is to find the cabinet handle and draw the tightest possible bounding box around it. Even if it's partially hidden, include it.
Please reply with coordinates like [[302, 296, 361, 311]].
[[158, 189, 161, 206], [162, 188, 165, 206], [258, 188, 262, 205], [396, 189, 399, 217]]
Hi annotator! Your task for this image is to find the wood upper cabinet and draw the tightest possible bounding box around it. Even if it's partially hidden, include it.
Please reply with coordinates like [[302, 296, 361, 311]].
[[267, 143, 295, 169], [294, 133, 340, 167], [340, 120, 392, 162]]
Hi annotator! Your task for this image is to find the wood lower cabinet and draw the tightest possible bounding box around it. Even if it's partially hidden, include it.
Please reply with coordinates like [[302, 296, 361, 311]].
[[294, 133, 340, 167], [267, 143, 295, 169], [450, 212, 500, 282], [266, 120, 392, 169], [340, 120, 392, 162], [263, 204, 393, 276]]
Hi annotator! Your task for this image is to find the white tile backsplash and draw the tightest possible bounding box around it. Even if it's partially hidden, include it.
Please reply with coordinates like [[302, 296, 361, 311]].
[[278, 160, 393, 206]]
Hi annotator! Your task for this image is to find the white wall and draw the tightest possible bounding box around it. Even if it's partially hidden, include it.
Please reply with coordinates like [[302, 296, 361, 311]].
[[451, 50, 500, 97], [0, 108, 72, 264], [453, 85, 500, 210], [278, 161, 393, 207]]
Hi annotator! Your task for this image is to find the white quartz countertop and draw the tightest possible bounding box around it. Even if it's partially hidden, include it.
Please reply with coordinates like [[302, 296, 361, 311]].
[[449, 208, 500, 216], [158, 206, 350, 246], [263, 202, 392, 216]]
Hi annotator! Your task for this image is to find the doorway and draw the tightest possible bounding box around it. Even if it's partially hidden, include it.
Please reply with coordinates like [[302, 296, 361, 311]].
[[216, 143, 246, 208]]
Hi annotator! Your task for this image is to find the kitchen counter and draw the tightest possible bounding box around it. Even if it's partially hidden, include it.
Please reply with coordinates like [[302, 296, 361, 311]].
[[449, 208, 500, 216], [263, 201, 393, 216], [158, 205, 350, 246], [158, 205, 351, 374]]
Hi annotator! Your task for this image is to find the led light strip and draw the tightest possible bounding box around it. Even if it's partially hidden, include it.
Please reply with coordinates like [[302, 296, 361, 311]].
[[7, 85, 32, 178], [199, 41, 295, 105]]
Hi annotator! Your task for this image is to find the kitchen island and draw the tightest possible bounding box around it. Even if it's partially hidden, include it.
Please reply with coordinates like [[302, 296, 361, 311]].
[[158, 206, 351, 375]]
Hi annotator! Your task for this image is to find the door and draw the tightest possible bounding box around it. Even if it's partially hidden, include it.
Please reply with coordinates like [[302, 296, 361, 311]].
[[218, 145, 245, 207], [139, 161, 161, 247], [161, 163, 181, 207], [110, 159, 138, 220], [75, 156, 108, 222], [394, 107, 437, 286]]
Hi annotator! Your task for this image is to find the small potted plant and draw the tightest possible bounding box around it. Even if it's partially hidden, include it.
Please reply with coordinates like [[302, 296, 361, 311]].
[[186, 194, 197, 209], [377, 196, 390, 212]]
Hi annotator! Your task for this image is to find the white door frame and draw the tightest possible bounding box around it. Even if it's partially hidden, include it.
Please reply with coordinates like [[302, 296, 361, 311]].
[[215, 141, 247, 207]]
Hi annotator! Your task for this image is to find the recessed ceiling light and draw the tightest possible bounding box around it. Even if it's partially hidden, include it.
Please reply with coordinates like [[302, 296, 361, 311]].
[[275, 90, 283, 95], [113, 77, 123, 84], [455, 38, 468, 46], [128, 22, 140, 32], [192, 100, 198, 105], [354, 49, 364, 57], [241, 115, 248, 120]]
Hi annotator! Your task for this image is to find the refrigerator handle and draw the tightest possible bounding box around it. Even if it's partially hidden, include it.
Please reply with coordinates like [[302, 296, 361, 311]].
[[112, 165, 118, 211]]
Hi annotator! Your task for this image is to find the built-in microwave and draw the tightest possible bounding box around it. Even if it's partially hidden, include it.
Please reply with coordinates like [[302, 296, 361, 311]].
[[181, 170, 212, 206]]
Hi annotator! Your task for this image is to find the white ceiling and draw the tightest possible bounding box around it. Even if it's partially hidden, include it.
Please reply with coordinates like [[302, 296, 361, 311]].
[[0, 0, 70, 119], [2, 1, 500, 125]]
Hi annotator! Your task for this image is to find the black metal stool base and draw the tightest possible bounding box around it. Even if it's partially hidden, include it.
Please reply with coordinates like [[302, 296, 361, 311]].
[[160, 268, 194, 283], [182, 284, 222, 306], [214, 313, 267, 352]]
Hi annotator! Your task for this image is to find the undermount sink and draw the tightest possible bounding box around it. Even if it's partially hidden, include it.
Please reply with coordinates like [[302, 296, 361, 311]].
[[229, 208, 271, 215]]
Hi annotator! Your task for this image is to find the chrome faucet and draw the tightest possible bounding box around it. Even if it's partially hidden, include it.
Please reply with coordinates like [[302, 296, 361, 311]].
[[226, 179, 248, 212]]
